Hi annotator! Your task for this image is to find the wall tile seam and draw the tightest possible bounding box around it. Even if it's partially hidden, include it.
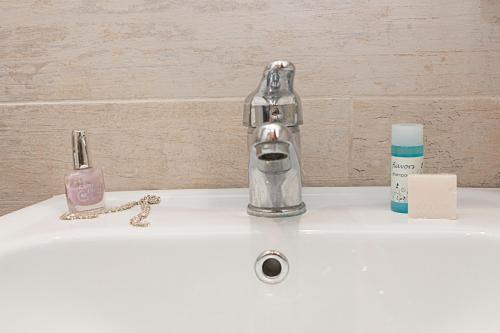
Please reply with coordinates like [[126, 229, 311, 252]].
[[1, 95, 500, 107]]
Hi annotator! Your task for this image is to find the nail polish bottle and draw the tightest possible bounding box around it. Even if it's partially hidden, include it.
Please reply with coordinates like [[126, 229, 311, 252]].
[[64, 130, 105, 212]]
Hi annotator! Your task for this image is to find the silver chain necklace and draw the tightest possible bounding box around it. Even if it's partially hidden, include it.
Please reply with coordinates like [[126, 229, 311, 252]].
[[60, 195, 161, 227]]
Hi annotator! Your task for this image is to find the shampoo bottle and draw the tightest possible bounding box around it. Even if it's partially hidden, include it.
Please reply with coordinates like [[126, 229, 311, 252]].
[[391, 123, 424, 213]]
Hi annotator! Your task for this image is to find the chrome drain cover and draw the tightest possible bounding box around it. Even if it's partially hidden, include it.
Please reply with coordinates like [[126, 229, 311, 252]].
[[255, 250, 289, 284]]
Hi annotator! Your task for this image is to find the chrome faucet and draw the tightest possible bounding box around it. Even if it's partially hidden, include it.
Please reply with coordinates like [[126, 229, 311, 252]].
[[243, 60, 306, 217]]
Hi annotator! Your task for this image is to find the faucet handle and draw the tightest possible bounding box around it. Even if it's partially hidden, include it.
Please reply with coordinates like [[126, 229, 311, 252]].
[[265, 61, 294, 91], [243, 60, 303, 128]]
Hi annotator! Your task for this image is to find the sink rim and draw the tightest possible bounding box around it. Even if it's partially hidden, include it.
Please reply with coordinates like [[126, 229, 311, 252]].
[[0, 187, 499, 250]]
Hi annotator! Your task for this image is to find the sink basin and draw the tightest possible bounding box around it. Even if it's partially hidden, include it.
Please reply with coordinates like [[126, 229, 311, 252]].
[[1, 187, 499, 332]]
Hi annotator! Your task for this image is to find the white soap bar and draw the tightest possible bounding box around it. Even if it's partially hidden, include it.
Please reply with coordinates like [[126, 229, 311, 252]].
[[408, 174, 457, 219]]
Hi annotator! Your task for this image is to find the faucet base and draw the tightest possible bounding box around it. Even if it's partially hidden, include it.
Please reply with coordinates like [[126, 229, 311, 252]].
[[247, 202, 306, 218]]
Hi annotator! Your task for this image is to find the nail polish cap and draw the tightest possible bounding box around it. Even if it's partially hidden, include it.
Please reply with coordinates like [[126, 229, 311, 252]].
[[72, 130, 92, 169], [391, 123, 423, 147]]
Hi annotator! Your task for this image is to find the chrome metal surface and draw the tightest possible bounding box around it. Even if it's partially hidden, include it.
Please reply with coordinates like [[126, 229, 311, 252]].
[[72, 130, 91, 170], [243, 60, 303, 128], [244, 61, 306, 218], [248, 202, 306, 218], [255, 250, 289, 284]]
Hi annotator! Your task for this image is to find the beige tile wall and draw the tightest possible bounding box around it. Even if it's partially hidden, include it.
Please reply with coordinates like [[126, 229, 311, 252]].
[[1, 0, 499, 215]]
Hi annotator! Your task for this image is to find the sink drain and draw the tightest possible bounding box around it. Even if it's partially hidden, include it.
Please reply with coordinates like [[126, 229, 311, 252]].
[[255, 250, 289, 284]]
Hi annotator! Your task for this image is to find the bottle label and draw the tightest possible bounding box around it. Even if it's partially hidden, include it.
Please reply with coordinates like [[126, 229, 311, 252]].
[[391, 156, 423, 203]]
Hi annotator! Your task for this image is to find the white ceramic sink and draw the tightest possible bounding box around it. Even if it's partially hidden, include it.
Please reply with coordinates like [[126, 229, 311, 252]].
[[1, 187, 500, 332]]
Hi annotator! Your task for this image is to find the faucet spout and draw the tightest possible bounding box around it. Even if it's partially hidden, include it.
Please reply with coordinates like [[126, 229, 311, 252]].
[[252, 122, 294, 173], [247, 123, 306, 217]]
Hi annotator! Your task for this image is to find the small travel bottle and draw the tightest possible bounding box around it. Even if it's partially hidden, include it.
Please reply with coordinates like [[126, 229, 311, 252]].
[[391, 123, 424, 213], [64, 130, 105, 212]]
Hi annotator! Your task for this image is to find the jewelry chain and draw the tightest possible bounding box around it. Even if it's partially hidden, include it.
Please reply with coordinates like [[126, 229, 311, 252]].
[[60, 195, 161, 227]]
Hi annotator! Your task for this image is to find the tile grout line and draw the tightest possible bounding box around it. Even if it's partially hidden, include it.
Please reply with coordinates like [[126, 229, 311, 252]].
[[347, 98, 354, 180], [0, 95, 500, 107]]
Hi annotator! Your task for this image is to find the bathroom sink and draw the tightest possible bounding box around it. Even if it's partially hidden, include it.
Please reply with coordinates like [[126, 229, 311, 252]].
[[0, 187, 499, 332]]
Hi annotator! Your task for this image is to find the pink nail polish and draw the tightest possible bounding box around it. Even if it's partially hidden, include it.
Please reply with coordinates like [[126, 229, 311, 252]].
[[64, 130, 105, 212]]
